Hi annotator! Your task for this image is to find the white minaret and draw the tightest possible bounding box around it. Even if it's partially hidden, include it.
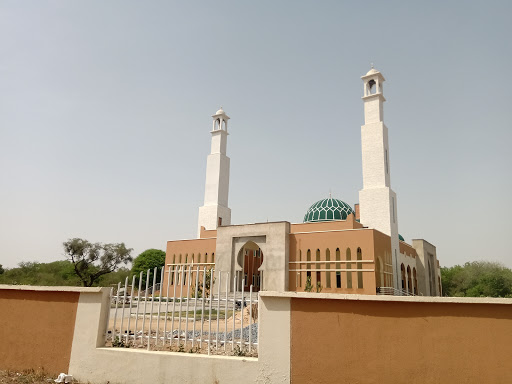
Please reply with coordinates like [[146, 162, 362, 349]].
[[358, 67, 400, 290], [197, 107, 232, 237]]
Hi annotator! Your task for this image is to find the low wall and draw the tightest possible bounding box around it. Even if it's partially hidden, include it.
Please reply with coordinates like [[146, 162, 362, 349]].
[[3, 286, 511, 384], [284, 292, 512, 384], [69, 288, 291, 383], [0, 285, 82, 374], [0, 285, 291, 384]]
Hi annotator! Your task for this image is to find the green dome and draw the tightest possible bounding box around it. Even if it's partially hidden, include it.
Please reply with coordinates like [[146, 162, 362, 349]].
[[304, 198, 354, 223], [399, 234, 405, 242]]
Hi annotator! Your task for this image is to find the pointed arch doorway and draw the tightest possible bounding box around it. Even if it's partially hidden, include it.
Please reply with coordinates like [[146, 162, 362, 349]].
[[236, 241, 264, 292]]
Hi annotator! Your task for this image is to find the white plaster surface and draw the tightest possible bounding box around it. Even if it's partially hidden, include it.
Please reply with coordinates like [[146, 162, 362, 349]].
[[359, 69, 400, 289], [412, 239, 441, 296], [198, 111, 232, 237], [0, 284, 104, 293]]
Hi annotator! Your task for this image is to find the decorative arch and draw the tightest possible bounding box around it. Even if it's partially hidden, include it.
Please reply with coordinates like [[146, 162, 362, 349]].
[[315, 249, 321, 287], [406, 266, 412, 294], [325, 249, 331, 289], [234, 241, 264, 292], [335, 248, 341, 288], [298, 250, 302, 288], [306, 250, 312, 279], [346, 248, 352, 289], [413, 268, 418, 294], [357, 247, 363, 289], [375, 256, 383, 288], [401, 264, 406, 290]]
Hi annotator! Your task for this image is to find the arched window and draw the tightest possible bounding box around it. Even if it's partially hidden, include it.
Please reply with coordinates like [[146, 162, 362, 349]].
[[316, 249, 321, 287], [298, 250, 302, 287], [325, 249, 331, 288], [170, 257, 176, 285], [401, 264, 406, 290], [212, 252, 215, 264], [375, 257, 381, 287], [413, 268, 418, 294], [335, 248, 341, 288], [367, 79, 376, 95], [306, 250, 311, 279], [428, 260, 434, 295], [407, 266, 412, 294], [346, 248, 352, 289], [357, 247, 363, 289]]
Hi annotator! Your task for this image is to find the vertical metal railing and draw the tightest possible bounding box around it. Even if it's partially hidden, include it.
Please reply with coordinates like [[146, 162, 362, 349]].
[[106, 265, 258, 356]]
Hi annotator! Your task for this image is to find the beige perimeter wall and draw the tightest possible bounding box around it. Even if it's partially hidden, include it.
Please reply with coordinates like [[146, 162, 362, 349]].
[[0, 286, 79, 374], [290, 294, 512, 384]]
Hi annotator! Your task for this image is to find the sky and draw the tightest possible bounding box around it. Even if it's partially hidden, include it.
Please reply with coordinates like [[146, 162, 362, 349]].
[[1, 1, 511, 269]]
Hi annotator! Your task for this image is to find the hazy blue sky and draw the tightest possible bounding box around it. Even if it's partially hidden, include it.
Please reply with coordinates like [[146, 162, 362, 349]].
[[1, 1, 511, 269]]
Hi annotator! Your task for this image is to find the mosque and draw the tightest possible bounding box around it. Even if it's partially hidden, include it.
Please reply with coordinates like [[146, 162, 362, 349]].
[[162, 67, 442, 297]]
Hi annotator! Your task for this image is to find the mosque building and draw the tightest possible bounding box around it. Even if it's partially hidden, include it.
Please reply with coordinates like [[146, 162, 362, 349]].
[[162, 67, 442, 297]]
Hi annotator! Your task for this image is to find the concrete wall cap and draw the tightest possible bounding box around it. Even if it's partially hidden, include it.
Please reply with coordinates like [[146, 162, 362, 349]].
[[0, 284, 108, 293], [259, 291, 512, 305]]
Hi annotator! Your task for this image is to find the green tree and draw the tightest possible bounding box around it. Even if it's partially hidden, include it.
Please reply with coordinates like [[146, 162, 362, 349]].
[[0, 264, 4, 275], [98, 267, 131, 287], [131, 249, 166, 286], [441, 261, 512, 298], [194, 268, 214, 298], [304, 276, 313, 292], [0, 260, 81, 286], [63, 238, 133, 287]]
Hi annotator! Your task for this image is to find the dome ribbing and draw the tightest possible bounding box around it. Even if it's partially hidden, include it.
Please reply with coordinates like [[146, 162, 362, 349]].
[[303, 198, 354, 223]]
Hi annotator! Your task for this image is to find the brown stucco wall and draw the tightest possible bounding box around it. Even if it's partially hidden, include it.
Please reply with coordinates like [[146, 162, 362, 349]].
[[289, 227, 378, 295], [162, 238, 217, 295], [0, 288, 79, 374], [289, 215, 363, 233], [290, 297, 512, 384]]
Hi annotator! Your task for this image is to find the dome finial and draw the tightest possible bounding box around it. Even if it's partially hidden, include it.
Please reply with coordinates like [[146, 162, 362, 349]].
[[371, 62, 374, 69]]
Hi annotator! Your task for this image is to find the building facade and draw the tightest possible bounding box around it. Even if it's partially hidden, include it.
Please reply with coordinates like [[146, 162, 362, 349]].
[[162, 68, 442, 297]]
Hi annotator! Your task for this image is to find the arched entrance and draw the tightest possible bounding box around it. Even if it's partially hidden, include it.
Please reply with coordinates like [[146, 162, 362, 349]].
[[236, 241, 264, 292]]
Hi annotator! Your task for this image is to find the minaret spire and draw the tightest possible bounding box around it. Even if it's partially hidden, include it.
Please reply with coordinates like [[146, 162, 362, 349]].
[[358, 67, 400, 290], [197, 107, 232, 237]]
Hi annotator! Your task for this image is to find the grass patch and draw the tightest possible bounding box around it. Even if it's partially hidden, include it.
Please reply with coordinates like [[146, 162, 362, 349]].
[[0, 369, 59, 384], [151, 309, 235, 320]]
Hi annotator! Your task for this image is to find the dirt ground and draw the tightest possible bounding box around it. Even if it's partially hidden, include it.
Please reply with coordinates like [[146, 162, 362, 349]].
[[107, 306, 258, 357], [0, 370, 79, 384]]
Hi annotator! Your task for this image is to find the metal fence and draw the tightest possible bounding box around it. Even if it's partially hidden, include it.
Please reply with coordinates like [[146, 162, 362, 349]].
[[106, 266, 258, 357], [376, 287, 416, 296]]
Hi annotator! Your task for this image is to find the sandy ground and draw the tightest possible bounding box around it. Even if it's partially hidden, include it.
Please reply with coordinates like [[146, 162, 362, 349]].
[[107, 306, 258, 357], [108, 304, 256, 334]]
